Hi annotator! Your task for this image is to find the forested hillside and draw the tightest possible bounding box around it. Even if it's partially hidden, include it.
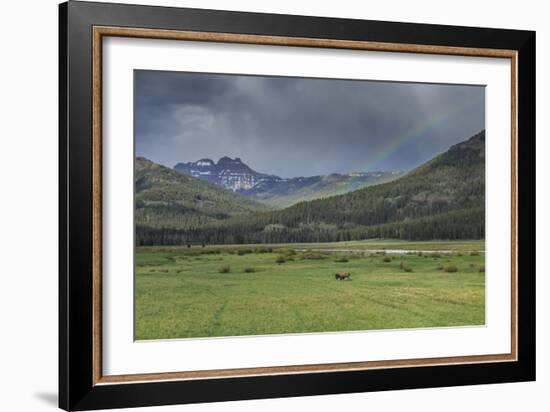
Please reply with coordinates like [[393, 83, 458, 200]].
[[135, 157, 269, 229], [136, 132, 485, 245]]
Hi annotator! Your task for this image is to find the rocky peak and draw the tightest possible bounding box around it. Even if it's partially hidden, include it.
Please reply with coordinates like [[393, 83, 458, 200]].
[[174, 156, 281, 192], [218, 156, 244, 166]]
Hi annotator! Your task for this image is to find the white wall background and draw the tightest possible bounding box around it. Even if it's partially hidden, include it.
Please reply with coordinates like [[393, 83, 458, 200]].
[[0, 0, 546, 411]]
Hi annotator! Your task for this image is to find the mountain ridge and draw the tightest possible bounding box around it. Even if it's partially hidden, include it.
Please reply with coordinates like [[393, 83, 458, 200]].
[[174, 156, 404, 208]]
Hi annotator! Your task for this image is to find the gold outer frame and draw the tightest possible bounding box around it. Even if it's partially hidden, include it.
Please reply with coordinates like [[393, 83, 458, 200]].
[[92, 26, 518, 386]]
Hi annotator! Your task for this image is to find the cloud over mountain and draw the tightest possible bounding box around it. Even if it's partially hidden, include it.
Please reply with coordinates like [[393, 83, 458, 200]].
[[136, 70, 484, 178]]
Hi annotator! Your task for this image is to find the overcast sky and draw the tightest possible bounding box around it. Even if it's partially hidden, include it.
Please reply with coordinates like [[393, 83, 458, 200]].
[[135, 70, 484, 178]]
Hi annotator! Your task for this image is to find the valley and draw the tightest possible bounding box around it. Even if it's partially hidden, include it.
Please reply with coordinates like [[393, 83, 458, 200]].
[[133, 70, 487, 342], [137, 131, 485, 245]]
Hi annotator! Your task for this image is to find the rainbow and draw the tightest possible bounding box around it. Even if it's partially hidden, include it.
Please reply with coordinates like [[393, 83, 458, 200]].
[[358, 96, 484, 171]]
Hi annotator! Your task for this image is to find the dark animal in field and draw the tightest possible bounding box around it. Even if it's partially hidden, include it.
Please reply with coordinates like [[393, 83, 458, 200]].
[[335, 271, 351, 280]]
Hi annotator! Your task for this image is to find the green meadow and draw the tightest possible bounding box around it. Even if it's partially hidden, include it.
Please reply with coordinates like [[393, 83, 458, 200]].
[[135, 240, 485, 340]]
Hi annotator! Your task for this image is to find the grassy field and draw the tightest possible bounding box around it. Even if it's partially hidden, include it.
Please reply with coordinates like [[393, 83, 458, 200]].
[[135, 240, 485, 340]]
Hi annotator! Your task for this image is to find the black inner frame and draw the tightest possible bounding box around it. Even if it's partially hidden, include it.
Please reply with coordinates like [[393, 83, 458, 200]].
[[59, 1, 536, 410]]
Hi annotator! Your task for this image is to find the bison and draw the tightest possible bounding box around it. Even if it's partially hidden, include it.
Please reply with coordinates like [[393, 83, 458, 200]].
[[335, 271, 351, 280]]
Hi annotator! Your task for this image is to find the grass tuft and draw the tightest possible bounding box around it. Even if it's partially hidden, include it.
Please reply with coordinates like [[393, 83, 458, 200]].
[[300, 251, 327, 260], [219, 265, 231, 273], [255, 247, 272, 253]]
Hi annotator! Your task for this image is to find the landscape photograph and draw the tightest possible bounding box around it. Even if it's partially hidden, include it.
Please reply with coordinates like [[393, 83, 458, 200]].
[[134, 70, 486, 340]]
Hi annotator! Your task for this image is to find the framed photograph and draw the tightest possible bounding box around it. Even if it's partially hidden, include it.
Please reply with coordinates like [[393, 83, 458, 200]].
[[59, 1, 535, 410]]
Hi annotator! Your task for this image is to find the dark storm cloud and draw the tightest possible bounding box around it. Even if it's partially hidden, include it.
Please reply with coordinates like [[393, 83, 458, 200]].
[[135, 70, 484, 178]]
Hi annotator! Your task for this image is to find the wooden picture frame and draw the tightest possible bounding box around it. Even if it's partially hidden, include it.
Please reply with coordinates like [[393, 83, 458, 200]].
[[59, 1, 535, 410]]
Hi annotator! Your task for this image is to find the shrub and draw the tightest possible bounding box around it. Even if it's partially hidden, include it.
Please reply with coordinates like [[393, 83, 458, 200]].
[[300, 252, 326, 260], [431, 253, 441, 258], [183, 250, 201, 257], [470, 251, 480, 256], [444, 265, 458, 273], [334, 256, 349, 263], [237, 249, 246, 256], [278, 248, 296, 256], [219, 265, 231, 273], [276, 256, 286, 264], [436, 265, 443, 270], [244, 267, 255, 273], [399, 261, 413, 272], [382, 256, 391, 263], [479, 265, 485, 273]]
